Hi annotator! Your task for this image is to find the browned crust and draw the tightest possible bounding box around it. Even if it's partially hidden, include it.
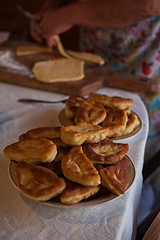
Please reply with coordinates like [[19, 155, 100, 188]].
[[83, 138, 129, 164], [65, 95, 85, 119], [123, 112, 140, 135], [60, 180, 100, 205], [100, 157, 129, 195], [89, 92, 133, 110], [60, 124, 109, 146], [3, 138, 57, 164], [16, 161, 66, 201], [102, 108, 128, 137], [19, 127, 61, 141], [61, 146, 101, 186], [75, 98, 106, 125]]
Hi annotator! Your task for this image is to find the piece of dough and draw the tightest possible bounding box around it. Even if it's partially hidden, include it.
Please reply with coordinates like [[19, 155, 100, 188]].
[[16, 45, 52, 56], [32, 58, 84, 82], [53, 35, 71, 58], [54, 35, 105, 65], [67, 50, 105, 65]]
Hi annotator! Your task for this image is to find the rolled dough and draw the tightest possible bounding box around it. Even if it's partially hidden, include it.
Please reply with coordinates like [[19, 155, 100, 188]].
[[67, 50, 105, 65], [32, 58, 84, 83], [16, 45, 52, 55]]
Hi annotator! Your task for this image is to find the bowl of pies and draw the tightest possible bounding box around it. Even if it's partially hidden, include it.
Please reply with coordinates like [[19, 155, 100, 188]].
[[59, 92, 142, 140], [4, 92, 139, 207]]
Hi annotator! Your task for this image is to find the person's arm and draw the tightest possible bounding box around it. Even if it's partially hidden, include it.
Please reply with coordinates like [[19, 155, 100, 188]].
[[32, 0, 160, 46], [30, 0, 71, 43], [53, 0, 160, 28]]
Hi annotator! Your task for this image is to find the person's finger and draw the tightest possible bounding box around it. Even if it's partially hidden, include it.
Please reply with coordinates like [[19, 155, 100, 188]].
[[31, 31, 43, 43], [30, 19, 43, 43], [46, 36, 57, 48], [30, 27, 43, 43]]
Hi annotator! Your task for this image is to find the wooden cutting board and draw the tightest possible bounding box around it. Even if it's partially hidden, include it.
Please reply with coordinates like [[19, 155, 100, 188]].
[[0, 40, 157, 95], [0, 40, 103, 96]]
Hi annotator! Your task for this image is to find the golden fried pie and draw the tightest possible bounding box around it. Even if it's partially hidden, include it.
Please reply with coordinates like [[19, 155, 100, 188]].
[[3, 138, 57, 164], [60, 124, 109, 146], [102, 108, 128, 137], [19, 126, 61, 141], [83, 138, 129, 164], [16, 161, 66, 201], [123, 112, 140, 135], [100, 157, 129, 195], [75, 99, 106, 125], [65, 95, 85, 119], [89, 92, 133, 110], [60, 180, 100, 205], [61, 146, 101, 186]]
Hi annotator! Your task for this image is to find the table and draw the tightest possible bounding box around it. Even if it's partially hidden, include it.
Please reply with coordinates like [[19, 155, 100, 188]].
[[0, 82, 149, 240]]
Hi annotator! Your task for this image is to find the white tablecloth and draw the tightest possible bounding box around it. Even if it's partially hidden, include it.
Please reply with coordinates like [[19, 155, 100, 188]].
[[0, 82, 149, 240]]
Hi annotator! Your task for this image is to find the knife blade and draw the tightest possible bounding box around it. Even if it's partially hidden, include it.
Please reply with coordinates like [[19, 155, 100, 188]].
[[17, 98, 66, 104], [16, 4, 40, 24]]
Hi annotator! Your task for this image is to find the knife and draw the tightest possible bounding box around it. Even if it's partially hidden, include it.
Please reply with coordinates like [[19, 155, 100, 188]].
[[17, 98, 66, 104], [16, 4, 40, 24]]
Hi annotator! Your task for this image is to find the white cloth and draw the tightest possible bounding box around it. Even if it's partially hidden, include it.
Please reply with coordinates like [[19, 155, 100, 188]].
[[0, 82, 149, 240]]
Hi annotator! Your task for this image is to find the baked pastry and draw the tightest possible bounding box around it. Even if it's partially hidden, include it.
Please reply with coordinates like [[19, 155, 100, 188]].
[[3, 138, 57, 164], [75, 98, 106, 125], [124, 107, 131, 115], [65, 95, 85, 119], [60, 124, 109, 146], [102, 108, 128, 137], [123, 112, 140, 135], [89, 92, 133, 110], [100, 157, 129, 195], [83, 138, 129, 164], [61, 146, 101, 186], [60, 180, 100, 205], [16, 161, 66, 201], [19, 126, 66, 147], [19, 126, 61, 141]]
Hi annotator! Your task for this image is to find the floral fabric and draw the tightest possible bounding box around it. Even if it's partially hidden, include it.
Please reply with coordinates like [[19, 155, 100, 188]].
[[79, 17, 160, 138]]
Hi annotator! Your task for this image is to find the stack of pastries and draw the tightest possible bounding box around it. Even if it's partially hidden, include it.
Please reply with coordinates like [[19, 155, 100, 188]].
[[3, 92, 138, 205], [65, 92, 140, 138]]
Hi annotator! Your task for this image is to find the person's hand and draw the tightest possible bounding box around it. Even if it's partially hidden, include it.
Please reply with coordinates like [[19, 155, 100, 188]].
[[39, 8, 73, 47], [30, 13, 44, 43]]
